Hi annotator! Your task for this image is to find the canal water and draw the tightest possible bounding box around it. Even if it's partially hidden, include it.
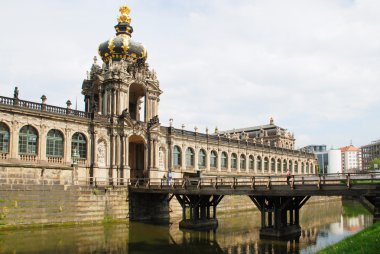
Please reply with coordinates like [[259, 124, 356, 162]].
[[0, 199, 372, 254]]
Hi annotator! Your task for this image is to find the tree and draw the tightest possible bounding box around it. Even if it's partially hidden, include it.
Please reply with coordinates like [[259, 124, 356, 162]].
[[369, 157, 380, 170]]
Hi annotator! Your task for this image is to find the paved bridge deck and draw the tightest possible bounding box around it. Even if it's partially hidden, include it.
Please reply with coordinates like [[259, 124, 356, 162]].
[[129, 173, 380, 197]]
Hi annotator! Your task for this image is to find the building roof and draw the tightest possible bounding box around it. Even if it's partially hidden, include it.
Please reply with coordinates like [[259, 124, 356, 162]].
[[218, 117, 286, 134], [340, 145, 359, 152]]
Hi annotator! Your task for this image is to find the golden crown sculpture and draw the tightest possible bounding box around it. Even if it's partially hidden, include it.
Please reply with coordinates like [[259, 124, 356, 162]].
[[117, 4, 132, 23]]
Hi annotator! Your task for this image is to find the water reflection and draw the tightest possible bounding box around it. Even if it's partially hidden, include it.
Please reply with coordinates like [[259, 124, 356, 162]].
[[0, 200, 373, 254]]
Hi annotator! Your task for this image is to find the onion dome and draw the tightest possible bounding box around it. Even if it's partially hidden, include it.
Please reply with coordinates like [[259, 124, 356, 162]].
[[98, 5, 147, 64]]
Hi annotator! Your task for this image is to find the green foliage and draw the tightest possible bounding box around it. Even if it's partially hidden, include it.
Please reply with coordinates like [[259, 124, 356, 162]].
[[342, 201, 370, 217], [318, 222, 380, 254], [369, 157, 380, 170]]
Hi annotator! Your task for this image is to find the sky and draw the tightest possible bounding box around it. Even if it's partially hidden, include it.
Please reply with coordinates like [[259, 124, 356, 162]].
[[0, 0, 379, 149]]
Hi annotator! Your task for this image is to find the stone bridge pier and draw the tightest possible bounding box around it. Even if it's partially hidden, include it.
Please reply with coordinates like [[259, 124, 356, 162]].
[[250, 196, 310, 238], [175, 194, 224, 230]]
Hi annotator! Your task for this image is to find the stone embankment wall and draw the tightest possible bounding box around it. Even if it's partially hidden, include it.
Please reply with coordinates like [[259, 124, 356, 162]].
[[0, 184, 129, 227]]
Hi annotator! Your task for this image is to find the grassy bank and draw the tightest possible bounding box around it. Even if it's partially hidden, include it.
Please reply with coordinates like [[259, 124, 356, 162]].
[[317, 222, 380, 254]]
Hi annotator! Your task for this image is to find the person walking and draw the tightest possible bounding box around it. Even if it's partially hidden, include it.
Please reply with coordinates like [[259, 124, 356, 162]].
[[286, 169, 291, 185]]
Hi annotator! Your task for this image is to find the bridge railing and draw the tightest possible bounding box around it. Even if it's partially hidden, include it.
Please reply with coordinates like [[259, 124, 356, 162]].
[[128, 172, 380, 190]]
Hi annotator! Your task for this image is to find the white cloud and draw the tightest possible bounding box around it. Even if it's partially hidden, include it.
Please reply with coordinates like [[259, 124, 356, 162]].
[[0, 0, 379, 148]]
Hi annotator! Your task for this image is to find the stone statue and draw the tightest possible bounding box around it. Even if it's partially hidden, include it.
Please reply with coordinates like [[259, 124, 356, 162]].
[[14, 87, 19, 99]]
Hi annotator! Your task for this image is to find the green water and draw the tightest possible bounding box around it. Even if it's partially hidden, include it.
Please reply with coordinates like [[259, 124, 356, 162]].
[[0, 199, 373, 254]]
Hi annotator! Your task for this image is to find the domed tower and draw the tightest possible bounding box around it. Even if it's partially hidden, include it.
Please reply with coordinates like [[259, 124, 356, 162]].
[[82, 4, 161, 123]]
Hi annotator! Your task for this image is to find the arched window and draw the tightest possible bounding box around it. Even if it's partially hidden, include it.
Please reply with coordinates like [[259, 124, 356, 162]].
[[221, 152, 228, 170], [306, 162, 309, 174], [210, 150, 217, 168], [249, 155, 254, 171], [186, 147, 194, 167], [19, 125, 38, 155], [289, 160, 293, 173], [271, 158, 275, 173], [0, 123, 10, 154], [277, 159, 281, 173], [173, 146, 181, 166], [283, 160, 288, 173], [46, 129, 64, 157], [231, 153, 237, 170], [264, 157, 269, 172], [301, 162, 305, 173], [72, 132, 87, 159], [257, 156, 262, 171], [294, 161, 298, 173], [240, 154, 246, 170], [198, 149, 206, 168]]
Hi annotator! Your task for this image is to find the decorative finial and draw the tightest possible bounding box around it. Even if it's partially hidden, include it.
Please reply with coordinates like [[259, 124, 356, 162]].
[[169, 118, 173, 127], [270, 117, 274, 125], [93, 56, 97, 64], [117, 4, 132, 24]]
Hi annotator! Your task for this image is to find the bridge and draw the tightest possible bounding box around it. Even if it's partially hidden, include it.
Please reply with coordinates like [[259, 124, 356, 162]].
[[127, 172, 380, 238]]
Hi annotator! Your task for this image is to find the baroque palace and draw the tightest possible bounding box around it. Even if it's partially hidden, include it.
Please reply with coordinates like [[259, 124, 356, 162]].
[[0, 5, 316, 185]]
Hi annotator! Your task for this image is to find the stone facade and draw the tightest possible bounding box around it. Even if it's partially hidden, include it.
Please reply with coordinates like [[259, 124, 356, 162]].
[[0, 4, 317, 187]]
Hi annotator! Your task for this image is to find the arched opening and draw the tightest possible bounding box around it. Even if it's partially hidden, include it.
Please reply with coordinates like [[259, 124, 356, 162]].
[[240, 154, 246, 171], [173, 145, 181, 167], [46, 129, 64, 158], [221, 152, 228, 171], [257, 156, 262, 172], [283, 159, 288, 173], [72, 132, 87, 159], [249, 155, 254, 171], [264, 157, 269, 173], [277, 159, 281, 172], [231, 153, 237, 171], [198, 149, 206, 169], [210, 150, 217, 169], [129, 135, 146, 179], [129, 83, 146, 122], [186, 147, 194, 168], [0, 122, 10, 154], [294, 161, 299, 173], [19, 125, 38, 155], [271, 158, 275, 173]]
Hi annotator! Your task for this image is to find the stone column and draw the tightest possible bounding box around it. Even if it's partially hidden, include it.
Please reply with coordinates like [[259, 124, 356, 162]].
[[153, 139, 158, 168], [98, 90, 103, 114], [10, 122, 18, 159], [124, 135, 130, 179], [64, 129, 71, 164], [39, 128, 46, 161], [194, 148, 199, 171]]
